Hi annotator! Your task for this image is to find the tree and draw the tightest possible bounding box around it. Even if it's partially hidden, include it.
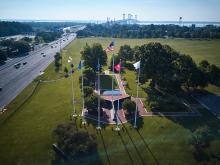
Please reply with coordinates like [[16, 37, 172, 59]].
[[79, 68, 96, 89], [188, 126, 212, 149], [0, 21, 32, 37], [122, 99, 136, 116], [36, 31, 62, 43], [84, 86, 94, 97], [118, 44, 133, 62], [85, 93, 104, 114], [0, 49, 7, 63], [64, 67, 69, 77], [175, 54, 209, 89], [133, 45, 140, 60], [209, 64, 220, 86], [21, 37, 32, 43], [53, 122, 97, 159], [139, 42, 179, 89], [12, 40, 31, 54], [81, 43, 107, 72], [54, 52, 61, 72]]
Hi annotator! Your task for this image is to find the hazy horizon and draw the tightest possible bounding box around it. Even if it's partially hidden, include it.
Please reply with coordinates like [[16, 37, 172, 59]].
[[0, 0, 220, 22]]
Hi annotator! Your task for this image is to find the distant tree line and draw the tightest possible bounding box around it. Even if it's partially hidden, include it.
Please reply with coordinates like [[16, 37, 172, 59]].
[[78, 24, 220, 39], [24, 22, 85, 32], [0, 21, 33, 37]]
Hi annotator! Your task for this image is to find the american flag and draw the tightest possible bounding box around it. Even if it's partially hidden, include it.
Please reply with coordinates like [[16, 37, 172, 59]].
[[105, 41, 114, 53]]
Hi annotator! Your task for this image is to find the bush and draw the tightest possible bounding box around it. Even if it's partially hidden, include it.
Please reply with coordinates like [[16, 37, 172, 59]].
[[53, 122, 97, 159], [122, 99, 136, 116], [84, 86, 94, 97], [188, 126, 212, 149]]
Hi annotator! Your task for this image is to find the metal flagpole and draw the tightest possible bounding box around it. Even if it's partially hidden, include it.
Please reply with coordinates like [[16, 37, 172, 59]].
[[81, 61, 86, 125], [116, 59, 121, 130], [71, 64, 77, 118], [96, 58, 101, 130], [134, 60, 141, 128], [112, 54, 120, 131]]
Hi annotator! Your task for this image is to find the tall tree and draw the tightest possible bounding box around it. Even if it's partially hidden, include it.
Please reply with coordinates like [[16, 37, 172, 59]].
[[118, 44, 133, 62], [81, 43, 107, 72], [139, 42, 178, 89]]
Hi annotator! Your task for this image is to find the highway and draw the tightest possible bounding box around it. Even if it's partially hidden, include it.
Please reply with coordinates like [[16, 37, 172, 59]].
[[0, 33, 77, 109]]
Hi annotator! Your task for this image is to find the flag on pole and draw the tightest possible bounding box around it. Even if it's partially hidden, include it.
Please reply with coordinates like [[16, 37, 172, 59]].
[[96, 63, 101, 71], [105, 41, 114, 53], [114, 63, 120, 72], [133, 61, 140, 70], [78, 60, 84, 70]]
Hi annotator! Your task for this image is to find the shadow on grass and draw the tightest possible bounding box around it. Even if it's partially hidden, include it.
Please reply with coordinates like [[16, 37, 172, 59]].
[[118, 132, 134, 164], [136, 129, 160, 165], [99, 130, 111, 165], [51, 149, 103, 165], [118, 117, 145, 165]]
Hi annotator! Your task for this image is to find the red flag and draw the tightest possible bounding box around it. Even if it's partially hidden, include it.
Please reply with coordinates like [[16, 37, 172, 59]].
[[114, 63, 120, 72]]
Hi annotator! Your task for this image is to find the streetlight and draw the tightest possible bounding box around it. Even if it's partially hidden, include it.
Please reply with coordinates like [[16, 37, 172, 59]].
[[68, 57, 77, 118]]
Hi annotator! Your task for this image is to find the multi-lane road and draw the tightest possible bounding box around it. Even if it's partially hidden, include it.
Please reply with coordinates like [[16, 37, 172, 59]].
[[0, 33, 77, 109]]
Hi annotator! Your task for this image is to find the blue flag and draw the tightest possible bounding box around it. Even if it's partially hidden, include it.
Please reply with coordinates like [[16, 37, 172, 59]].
[[96, 63, 101, 71], [78, 60, 84, 70]]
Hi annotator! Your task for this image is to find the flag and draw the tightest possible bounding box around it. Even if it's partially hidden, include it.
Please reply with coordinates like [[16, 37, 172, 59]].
[[96, 63, 101, 71], [105, 41, 114, 53], [114, 63, 120, 72], [78, 60, 84, 70], [133, 61, 140, 70]]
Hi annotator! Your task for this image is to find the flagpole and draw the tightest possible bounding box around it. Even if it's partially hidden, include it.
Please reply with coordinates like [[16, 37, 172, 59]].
[[116, 59, 121, 130], [134, 60, 141, 128], [112, 54, 115, 128], [71, 64, 77, 118], [96, 58, 101, 130], [81, 61, 86, 125]]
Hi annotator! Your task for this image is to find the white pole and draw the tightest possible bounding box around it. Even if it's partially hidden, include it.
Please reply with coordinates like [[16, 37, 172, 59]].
[[71, 65, 77, 117], [134, 60, 141, 128], [116, 59, 121, 129], [81, 61, 86, 124], [97, 58, 101, 130]]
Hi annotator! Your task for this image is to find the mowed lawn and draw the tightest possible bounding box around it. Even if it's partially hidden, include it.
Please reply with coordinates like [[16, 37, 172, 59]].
[[0, 38, 220, 165]]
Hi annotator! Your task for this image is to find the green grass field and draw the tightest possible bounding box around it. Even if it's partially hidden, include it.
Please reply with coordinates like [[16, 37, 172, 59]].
[[0, 38, 220, 165]]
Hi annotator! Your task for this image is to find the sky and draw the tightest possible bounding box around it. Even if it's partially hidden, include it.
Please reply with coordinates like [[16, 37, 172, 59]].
[[0, 0, 220, 22]]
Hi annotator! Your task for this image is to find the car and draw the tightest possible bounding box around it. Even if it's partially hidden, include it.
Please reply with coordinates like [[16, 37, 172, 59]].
[[51, 46, 53, 48], [0, 87, 2, 91], [23, 62, 27, 65], [43, 55, 46, 57], [14, 63, 21, 69], [41, 52, 44, 55]]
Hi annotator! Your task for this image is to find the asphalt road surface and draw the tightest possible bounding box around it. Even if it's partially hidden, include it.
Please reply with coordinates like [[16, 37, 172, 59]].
[[0, 33, 77, 109]]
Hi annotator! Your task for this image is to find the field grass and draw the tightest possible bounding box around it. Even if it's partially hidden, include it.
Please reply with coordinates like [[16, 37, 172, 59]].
[[0, 38, 220, 165]]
